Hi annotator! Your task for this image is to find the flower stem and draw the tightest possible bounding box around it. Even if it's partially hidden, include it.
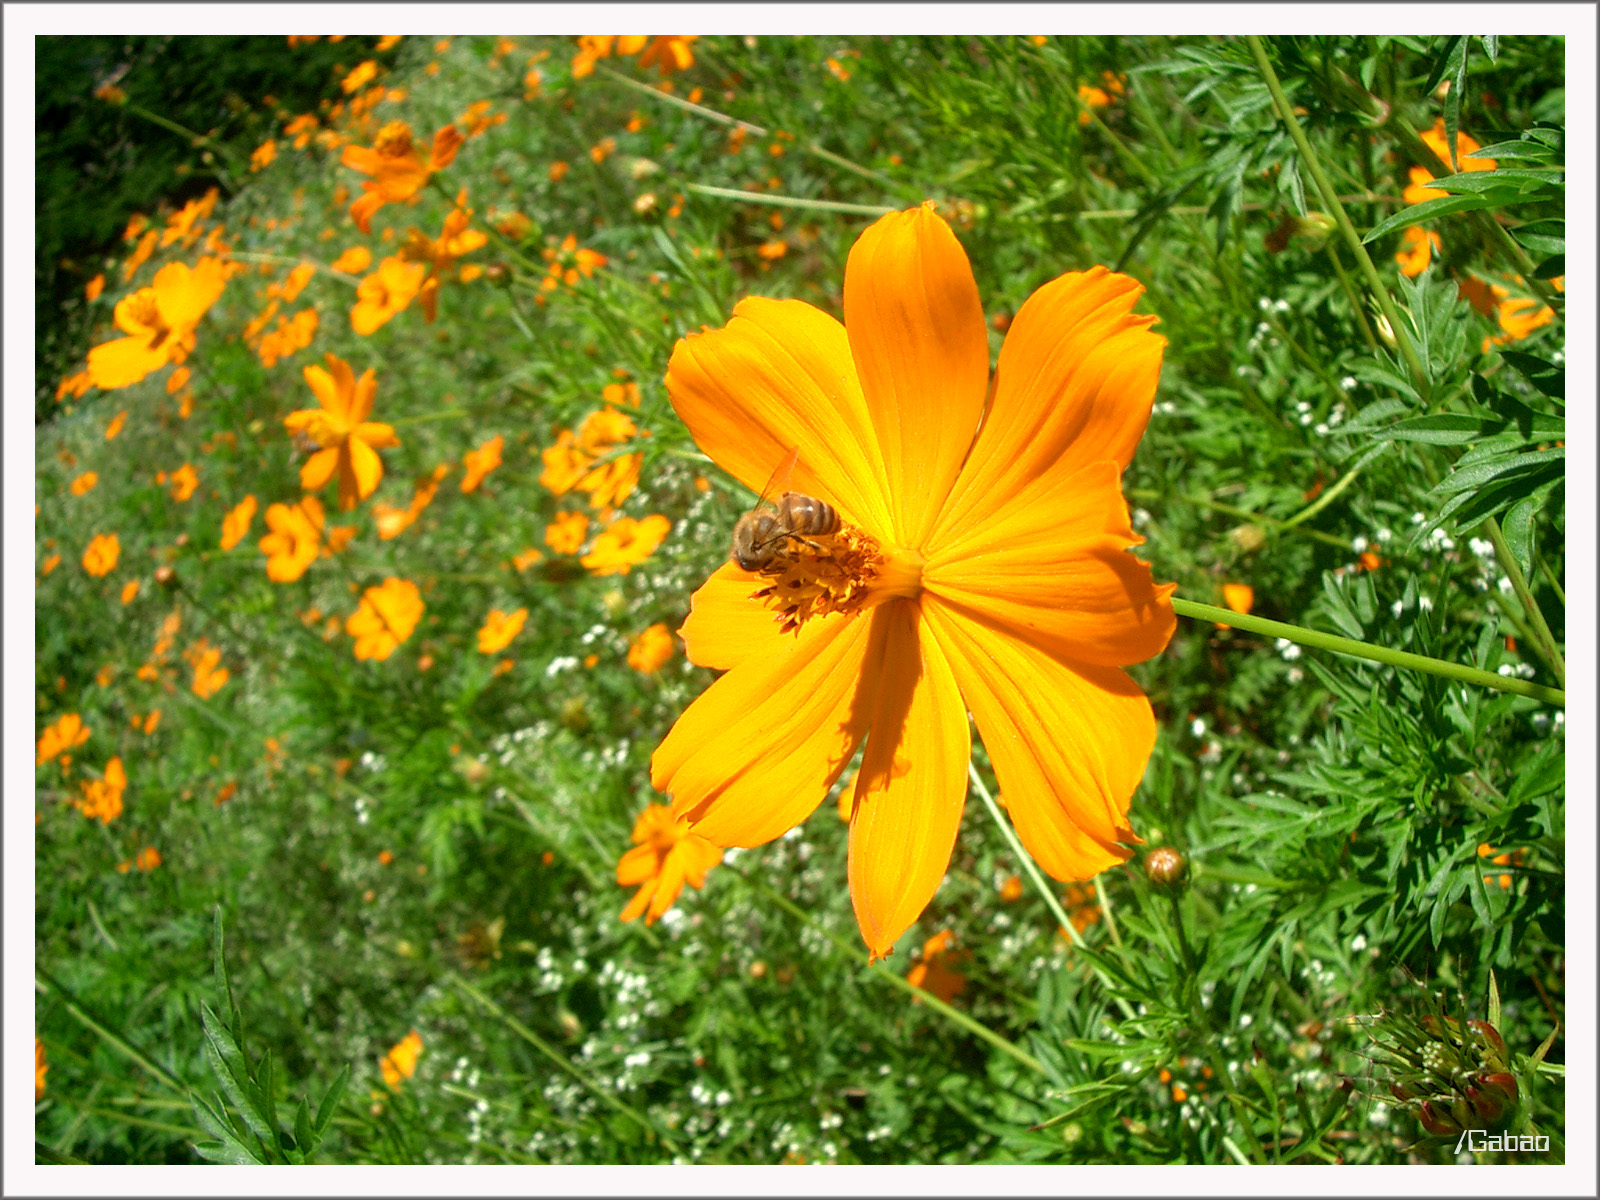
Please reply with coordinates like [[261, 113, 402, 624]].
[[683, 182, 894, 217], [1324, 243, 1381, 353], [1482, 517, 1564, 687], [1125, 488, 1355, 551], [1244, 35, 1430, 402], [1280, 458, 1368, 528], [1171, 597, 1564, 706]]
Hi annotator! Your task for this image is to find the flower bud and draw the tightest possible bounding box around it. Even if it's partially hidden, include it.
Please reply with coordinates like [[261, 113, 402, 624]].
[[1144, 846, 1188, 889], [1467, 1019, 1509, 1069], [154, 565, 177, 588], [629, 156, 660, 180], [483, 262, 512, 287], [1374, 314, 1397, 351], [1466, 1072, 1519, 1128], [1416, 1100, 1462, 1138], [1228, 523, 1267, 554], [633, 192, 658, 216]]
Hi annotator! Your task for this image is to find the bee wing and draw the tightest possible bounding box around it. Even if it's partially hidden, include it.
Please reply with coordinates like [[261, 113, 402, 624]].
[[749, 446, 799, 515]]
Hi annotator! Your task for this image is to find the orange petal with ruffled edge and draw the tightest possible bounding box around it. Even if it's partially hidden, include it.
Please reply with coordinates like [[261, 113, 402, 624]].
[[843, 203, 989, 549], [678, 562, 791, 672], [925, 599, 1150, 879], [154, 258, 227, 333], [933, 266, 1163, 542], [86, 337, 167, 390], [847, 601, 970, 960], [665, 296, 892, 539], [926, 459, 1174, 667], [300, 447, 339, 491], [653, 607, 880, 848]]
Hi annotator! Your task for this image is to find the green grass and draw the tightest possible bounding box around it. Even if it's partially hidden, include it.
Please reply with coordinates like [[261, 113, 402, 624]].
[[34, 33, 1566, 1166]]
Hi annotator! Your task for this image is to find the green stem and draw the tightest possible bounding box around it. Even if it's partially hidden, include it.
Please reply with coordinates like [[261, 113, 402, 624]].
[[449, 974, 680, 1152], [1325, 243, 1381, 353], [1482, 517, 1564, 687], [1172, 597, 1563, 706], [1125, 488, 1355, 551], [36, 970, 189, 1096], [1245, 35, 1430, 401], [683, 183, 894, 217], [968, 765, 1138, 1021], [121, 102, 244, 181], [1539, 557, 1566, 607], [735, 867, 1050, 1077], [596, 63, 766, 135], [1281, 459, 1367, 528]]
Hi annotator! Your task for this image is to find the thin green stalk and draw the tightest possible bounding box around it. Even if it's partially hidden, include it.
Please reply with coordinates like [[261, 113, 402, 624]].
[[597, 63, 766, 135], [1092, 877, 1124, 949], [1325, 243, 1381, 352], [450, 973, 680, 1153], [1482, 517, 1564, 687], [968, 765, 1138, 1022], [1172, 597, 1564, 706], [120, 101, 244, 183], [1245, 35, 1430, 401], [36, 970, 188, 1096], [734, 867, 1050, 1077], [683, 182, 894, 217], [1125, 488, 1355, 551], [1281, 459, 1367, 528], [1539, 557, 1566, 607]]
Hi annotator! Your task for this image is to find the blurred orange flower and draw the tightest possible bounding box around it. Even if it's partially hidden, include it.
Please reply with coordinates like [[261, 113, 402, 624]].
[[121, 580, 141, 605], [627, 623, 676, 673], [907, 931, 967, 1003], [285, 353, 399, 510], [1395, 227, 1441, 278], [258, 496, 326, 582], [637, 35, 699, 75], [544, 511, 590, 554], [82, 533, 120, 577], [1222, 583, 1254, 615], [77, 757, 126, 824], [220, 495, 258, 551], [250, 139, 277, 171], [331, 245, 373, 275], [477, 607, 529, 654], [168, 463, 200, 502], [87, 258, 228, 389], [105, 410, 128, 440], [1403, 119, 1497, 205], [346, 578, 423, 661], [400, 205, 489, 322], [36, 713, 90, 766], [70, 471, 99, 496], [86, 274, 105, 302], [342, 121, 463, 232], [581, 515, 670, 576], [380, 1030, 423, 1088], [36, 1040, 47, 1101], [188, 639, 230, 699], [342, 60, 379, 93], [351, 256, 426, 335], [617, 803, 722, 924], [571, 34, 648, 78], [459, 435, 504, 493]]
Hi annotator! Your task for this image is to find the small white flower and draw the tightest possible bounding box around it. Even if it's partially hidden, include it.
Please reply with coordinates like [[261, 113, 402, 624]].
[[1392, 599, 1405, 618], [1376, 527, 1393, 543], [1351, 535, 1369, 553], [1497, 576, 1515, 595], [1351, 934, 1368, 952], [1190, 717, 1207, 737], [1339, 375, 1357, 391], [1418, 596, 1433, 612]]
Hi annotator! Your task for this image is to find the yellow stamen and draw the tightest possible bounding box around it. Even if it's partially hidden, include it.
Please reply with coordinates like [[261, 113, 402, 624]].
[[749, 523, 923, 634]]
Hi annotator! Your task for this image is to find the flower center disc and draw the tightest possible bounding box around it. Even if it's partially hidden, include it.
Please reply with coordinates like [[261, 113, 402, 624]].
[[750, 525, 922, 634]]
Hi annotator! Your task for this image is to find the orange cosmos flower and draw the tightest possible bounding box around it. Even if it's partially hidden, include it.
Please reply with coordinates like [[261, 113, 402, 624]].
[[459, 435, 504, 493], [346, 578, 424, 661], [105, 410, 128, 440], [87, 258, 228, 390], [351, 256, 426, 335], [77, 757, 127, 824], [542, 234, 607, 290], [142, 709, 162, 734], [220, 495, 258, 550], [1494, 294, 1555, 343], [285, 354, 399, 510], [617, 803, 723, 924], [250, 140, 277, 171], [341, 121, 463, 233], [1221, 583, 1254, 615], [545, 511, 590, 554], [121, 580, 141, 605], [636, 35, 699, 75], [82, 533, 120, 577], [36, 713, 91, 766], [652, 203, 1174, 959], [188, 640, 230, 698], [1395, 227, 1441, 278], [160, 188, 219, 249], [70, 471, 99, 496], [540, 430, 591, 495], [380, 1030, 423, 1088], [400, 206, 489, 322], [511, 547, 544, 571], [906, 931, 967, 1003], [603, 380, 641, 408], [582, 515, 671, 576], [331, 245, 373, 275], [627, 623, 676, 673], [1403, 119, 1497, 205], [168, 463, 200, 502], [36, 1039, 48, 1101], [342, 60, 379, 93], [571, 34, 647, 78], [258, 496, 327, 582], [477, 607, 529, 655], [548, 161, 570, 182]]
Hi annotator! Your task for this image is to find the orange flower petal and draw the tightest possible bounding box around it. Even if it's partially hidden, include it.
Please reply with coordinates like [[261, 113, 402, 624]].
[[933, 266, 1163, 541], [300, 446, 340, 491], [925, 460, 1176, 667], [616, 843, 659, 887], [847, 601, 970, 959], [347, 436, 385, 503], [665, 296, 893, 539], [86, 337, 168, 390], [677, 562, 792, 672], [653, 608, 878, 847], [349, 367, 378, 425], [353, 422, 400, 450], [842, 203, 988, 548], [926, 599, 1150, 877]]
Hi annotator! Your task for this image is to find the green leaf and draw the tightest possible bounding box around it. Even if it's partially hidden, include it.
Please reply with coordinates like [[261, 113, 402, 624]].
[[1422, 35, 1467, 98], [1499, 494, 1538, 577], [1496, 351, 1565, 401], [199, 1001, 274, 1146], [211, 906, 235, 1021], [1532, 253, 1564, 280], [1430, 447, 1565, 496], [1479, 34, 1498, 61], [1507, 218, 1564, 258], [1488, 970, 1503, 1031], [314, 1063, 351, 1137], [1426, 168, 1565, 197], [293, 1095, 315, 1159], [1362, 194, 1491, 243], [1372, 414, 1496, 445]]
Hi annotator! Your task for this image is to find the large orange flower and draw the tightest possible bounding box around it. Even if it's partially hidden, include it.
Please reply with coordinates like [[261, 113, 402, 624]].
[[341, 121, 463, 233], [652, 203, 1174, 959], [86, 258, 227, 389], [285, 354, 399, 510]]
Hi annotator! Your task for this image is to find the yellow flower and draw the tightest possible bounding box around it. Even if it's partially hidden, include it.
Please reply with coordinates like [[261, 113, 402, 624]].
[[477, 607, 529, 655], [459, 435, 504, 493], [188, 639, 230, 699], [342, 60, 379, 93], [652, 203, 1173, 958], [1403, 119, 1498, 205], [250, 139, 277, 171], [544, 511, 590, 555], [1395, 227, 1441, 278], [70, 471, 99, 496], [121, 580, 140, 605], [581, 515, 671, 576], [220, 496, 257, 553], [380, 1030, 423, 1088], [77, 757, 126, 824], [285, 354, 399, 510], [636, 35, 699, 76], [258, 496, 326, 582], [82, 533, 120, 577], [627, 623, 676, 673], [331, 245, 373, 275], [36, 713, 91, 766], [350, 256, 426, 336], [36, 1039, 47, 1101], [346, 578, 424, 661], [87, 258, 228, 390], [617, 803, 723, 924]]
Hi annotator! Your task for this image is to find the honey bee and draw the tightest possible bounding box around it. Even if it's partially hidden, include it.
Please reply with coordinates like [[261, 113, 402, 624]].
[[729, 448, 840, 571], [286, 429, 321, 467]]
